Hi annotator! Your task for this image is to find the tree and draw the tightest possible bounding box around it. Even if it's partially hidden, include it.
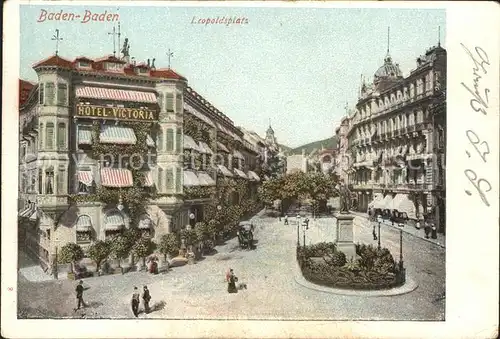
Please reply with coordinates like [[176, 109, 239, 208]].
[[58, 242, 84, 273], [87, 240, 112, 272], [158, 233, 179, 260], [132, 237, 156, 267], [110, 234, 131, 269]]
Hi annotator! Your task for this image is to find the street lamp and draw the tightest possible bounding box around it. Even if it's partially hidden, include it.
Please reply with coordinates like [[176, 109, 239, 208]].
[[376, 215, 382, 249], [302, 219, 309, 247], [296, 214, 301, 246], [117, 195, 124, 211]]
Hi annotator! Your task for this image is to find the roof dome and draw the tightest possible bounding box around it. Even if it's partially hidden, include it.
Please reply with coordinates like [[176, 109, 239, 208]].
[[374, 55, 402, 81]]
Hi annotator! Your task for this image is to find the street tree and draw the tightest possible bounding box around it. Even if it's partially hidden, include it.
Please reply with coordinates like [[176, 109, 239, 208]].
[[58, 242, 85, 273], [87, 240, 112, 272], [158, 233, 179, 260], [132, 236, 156, 267]]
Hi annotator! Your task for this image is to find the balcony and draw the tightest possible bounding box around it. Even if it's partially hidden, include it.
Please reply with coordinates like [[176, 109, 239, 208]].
[[37, 195, 69, 209]]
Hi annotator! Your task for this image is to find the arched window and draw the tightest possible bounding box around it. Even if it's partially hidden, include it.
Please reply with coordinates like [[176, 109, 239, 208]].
[[45, 123, 54, 149], [75, 215, 93, 244], [45, 167, 54, 194], [104, 211, 125, 239], [57, 122, 66, 148]]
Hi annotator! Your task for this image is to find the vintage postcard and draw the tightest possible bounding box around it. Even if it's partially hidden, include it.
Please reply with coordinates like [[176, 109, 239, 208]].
[[2, 1, 499, 338]]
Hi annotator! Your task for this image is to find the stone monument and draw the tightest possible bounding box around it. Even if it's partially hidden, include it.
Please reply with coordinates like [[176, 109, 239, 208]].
[[335, 180, 357, 260]]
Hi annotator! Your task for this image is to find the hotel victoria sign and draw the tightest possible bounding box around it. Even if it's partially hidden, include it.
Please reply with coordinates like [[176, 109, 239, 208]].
[[75, 104, 157, 122]]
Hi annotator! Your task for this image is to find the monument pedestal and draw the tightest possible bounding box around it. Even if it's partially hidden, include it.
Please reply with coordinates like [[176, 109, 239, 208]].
[[335, 213, 357, 261]]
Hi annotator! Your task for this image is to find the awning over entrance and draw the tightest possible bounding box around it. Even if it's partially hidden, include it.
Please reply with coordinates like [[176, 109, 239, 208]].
[[104, 213, 124, 230], [234, 168, 248, 179], [388, 194, 406, 210], [76, 215, 93, 231], [75, 86, 157, 103], [183, 135, 201, 151], [198, 141, 214, 155], [78, 170, 94, 186], [217, 165, 234, 177], [183, 170, 201, 187], [382, 194, 394, 209], [197, 172, 216, 186], [247, 171, 260, 182], [19, 202, 36, 218], [392, 194, 425, 220], [100, 125, 137, 144], [146, 134, 155, 147], [100, 167, 133, 187], [216, 141, 230, 153], [233, 150, 245, 160], [142, 171, 154, 187], [78, 128, 92, 145], [369, 193, 384, 209]]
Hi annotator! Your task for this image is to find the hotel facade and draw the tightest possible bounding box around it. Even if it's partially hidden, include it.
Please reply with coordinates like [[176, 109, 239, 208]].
[[334, 44, 446, 233], [18, 48, 265, 270]]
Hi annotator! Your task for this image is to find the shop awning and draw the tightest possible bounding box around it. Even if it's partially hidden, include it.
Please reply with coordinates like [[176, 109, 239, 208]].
[[217, 142, 229, 153], [138, 215, 152, 229], [100, 125, 137, 144], [78, 128, 92, 145], [146, 134, 155, 147], [184, 103, 215, 127], [78, 170, 94, 186], [197, 172, 216, 186], [183, 135, 201, 151], [233, 150, 245, 160], [234, 168, 248, 179], [76, 215, 93, 231], [198, 141, 214, 155], [100, 167, 133, 187], [388, 194, 405, 210], [76, 86, 157, 103], [368, 193, 384, 209], [394, 194, 422, 220], [183, 170, 201, 187], [382, 194, 394, 210], [19, 202, 36, 218], [217, 165, 234, 177], [143, 171, 154, 187], [104, 213, 124, 230], [247, 171, 260, 182]]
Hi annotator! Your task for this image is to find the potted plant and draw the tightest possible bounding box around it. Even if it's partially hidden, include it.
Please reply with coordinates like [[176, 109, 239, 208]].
[[110, 234, 131, 274], [58, 242, 84, 280], [87, 240, 112, 276], [132, 237, 156, 271]]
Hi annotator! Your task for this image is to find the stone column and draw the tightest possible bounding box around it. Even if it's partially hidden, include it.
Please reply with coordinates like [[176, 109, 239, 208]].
[[335, 213, 356, 260]]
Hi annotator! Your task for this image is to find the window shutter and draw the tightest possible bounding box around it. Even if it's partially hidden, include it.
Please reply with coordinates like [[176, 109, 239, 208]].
[[57, 123, 66, 148], [157, 130, 163, 151], [175, 167, 182, 192], [45, 82, 55, 105], [46, 123, 54, 149], [175, 127, 182, 153], [39, 123, 44, 148], [166, 168, 174, 190], [166, 128, 174, 151], [57, 83, 68, 105], [166, 93, 174, 112], [57, 168, 65, 194], [39, 84, 45, 104], [175, 93, 182, 114]]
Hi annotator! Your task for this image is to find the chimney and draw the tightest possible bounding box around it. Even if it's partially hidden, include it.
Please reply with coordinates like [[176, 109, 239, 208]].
[[147, 59, 150, 67]]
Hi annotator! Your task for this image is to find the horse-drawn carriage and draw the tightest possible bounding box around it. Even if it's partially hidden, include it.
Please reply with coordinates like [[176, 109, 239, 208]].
[[237, 221, 255, 249]]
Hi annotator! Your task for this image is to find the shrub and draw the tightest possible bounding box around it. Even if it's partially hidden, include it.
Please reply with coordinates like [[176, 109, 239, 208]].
[[110, 235, 131, 268], [87, 240, 112, 271], [158, 233, 180, 259], [132, 237, 156, 266], [304, 242, 337, 258], [58, 243, 85, 273], [325, 251, 347, 267]]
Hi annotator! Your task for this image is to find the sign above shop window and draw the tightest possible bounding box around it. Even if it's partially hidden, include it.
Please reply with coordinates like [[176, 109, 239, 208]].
[[76, 104, 157, 122]]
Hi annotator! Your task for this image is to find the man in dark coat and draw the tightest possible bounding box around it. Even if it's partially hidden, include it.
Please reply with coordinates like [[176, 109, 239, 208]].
[[227, 269, 238, 293], [131, 287, 140, 317], [142, 286, 151, 314], [75, 280, 86, 311]]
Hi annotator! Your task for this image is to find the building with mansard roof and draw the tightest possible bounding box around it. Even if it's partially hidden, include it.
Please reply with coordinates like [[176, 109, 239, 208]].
[[337, 43, 446, 234], [18, 46, 263, 271]]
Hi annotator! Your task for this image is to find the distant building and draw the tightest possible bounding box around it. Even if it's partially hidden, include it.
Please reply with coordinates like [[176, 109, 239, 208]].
[[286, 151, 307, 174]]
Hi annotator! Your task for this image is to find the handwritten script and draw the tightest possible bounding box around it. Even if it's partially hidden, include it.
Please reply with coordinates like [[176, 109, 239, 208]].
[[461, 44, 492, 207]]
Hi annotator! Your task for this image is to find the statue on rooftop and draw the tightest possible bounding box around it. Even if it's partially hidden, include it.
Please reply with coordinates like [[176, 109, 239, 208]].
[[121, 38, 130, 57]]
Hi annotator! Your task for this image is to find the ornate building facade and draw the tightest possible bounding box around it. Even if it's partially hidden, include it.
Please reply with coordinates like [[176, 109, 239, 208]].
[[18, 42, 263, 270], [340, 44, 446, 233]]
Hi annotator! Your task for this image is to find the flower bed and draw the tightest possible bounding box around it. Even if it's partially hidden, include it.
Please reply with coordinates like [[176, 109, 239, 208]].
[[297, 242, 405, 290]]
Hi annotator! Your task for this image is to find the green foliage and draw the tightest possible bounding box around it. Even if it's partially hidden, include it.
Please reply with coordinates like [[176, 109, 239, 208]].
[[180, 228, 198, 246], [184, 186, 216, 200], [355, 244, 395, 273], [58, 243, 85, 264], [158, 233, 180, 257], [87, 240, 112, 270], [110, 234, 131, 266], [327, 251, 347, 267], [302, 242, 337, 258], [132, 237, 156, 259]]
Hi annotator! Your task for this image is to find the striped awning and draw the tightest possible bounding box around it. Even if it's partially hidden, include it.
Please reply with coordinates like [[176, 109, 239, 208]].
[[184, 103, 215, 127], [78, 170, 94, 186], [76, 215, 93, 231], [100, 167, 133, 188], [217, 142, 229, 153], [183, 170, 201, 187], [234, 168, 248, 179], [100, 125, 137, 144], [198, 142, 214, 155], [197, 172, 216, 186], [233, 150, 245, 160], [104, 213, 124, 230], [143, 171, 154, 187], [183, 135, 201, 151], [138, 215, 152, 229], [146, 134, 155, 147], [78, 128, 92, 145], [76, 86, 157, 103], [217, 165, 234, 177], [247, 171, 260, 182], [19, 202, 36, 218]]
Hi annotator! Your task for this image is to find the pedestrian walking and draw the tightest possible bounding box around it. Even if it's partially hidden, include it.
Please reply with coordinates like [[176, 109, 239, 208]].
[[284, 215, 288, 225], [142, 286, 151, 314], [74, 280, 86, 311], [131, 287, 140, 317], [227, 269, 238, 293]]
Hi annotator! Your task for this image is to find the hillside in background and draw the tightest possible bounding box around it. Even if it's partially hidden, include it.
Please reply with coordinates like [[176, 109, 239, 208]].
[[278, 144, 292, 153], [289, 136, 338, 155]]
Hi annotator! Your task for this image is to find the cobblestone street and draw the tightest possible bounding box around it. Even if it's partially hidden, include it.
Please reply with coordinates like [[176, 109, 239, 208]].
[[18, 214, 445, 320]]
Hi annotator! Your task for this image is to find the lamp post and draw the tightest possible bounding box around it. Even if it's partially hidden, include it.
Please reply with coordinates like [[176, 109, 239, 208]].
[[302, 220, 309, 247], [377, 215, 382, 249], [399, 228, 404, 270], [296, 214, 301, 246]]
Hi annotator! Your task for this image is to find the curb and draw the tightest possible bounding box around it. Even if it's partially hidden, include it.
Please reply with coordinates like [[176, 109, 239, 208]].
[[350, 212, 446, 249], [294, 268, 419, 297]]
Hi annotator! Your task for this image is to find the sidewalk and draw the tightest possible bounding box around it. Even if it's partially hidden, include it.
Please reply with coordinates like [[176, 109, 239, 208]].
[[349, 211, 446, 248]]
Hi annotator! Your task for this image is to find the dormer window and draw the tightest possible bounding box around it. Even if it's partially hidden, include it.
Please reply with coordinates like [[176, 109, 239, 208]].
[[105, 62, 124, 72], [78, 61, 92, 68], [135, 67, 149, 75]]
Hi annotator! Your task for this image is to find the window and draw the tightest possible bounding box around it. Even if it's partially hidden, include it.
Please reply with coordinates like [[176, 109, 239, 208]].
[[45, 82, 55, 105], [45, 123, 54, 149], [166, 168, 174, 190], [158, 93, 164, 112], [57, 123, 66, 148], [416, 110, 423, 123], [157, 168, 163, 191], [38, 169, 43, 193], [166, 128, 174, 151], [105, 63, 123, 72], [410, 84, 415, 98], [39, 123, 44, 148], [57, 168, 65, 194], [45, 168, 54, 194], [409, 113, 415, 126], [39, 84, 44, 104], [175, 93, 183, 114], [57, 83, 68, 105], [166, 93, 174, 112], [157, 130, 163, 151], [175, 167, 182, 192], [78, 61, 91, 68], [175, 128, 182, 153]]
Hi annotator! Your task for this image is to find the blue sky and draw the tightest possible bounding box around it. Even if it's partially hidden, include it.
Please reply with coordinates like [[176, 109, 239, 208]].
[[20, 5, 445, 148]]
